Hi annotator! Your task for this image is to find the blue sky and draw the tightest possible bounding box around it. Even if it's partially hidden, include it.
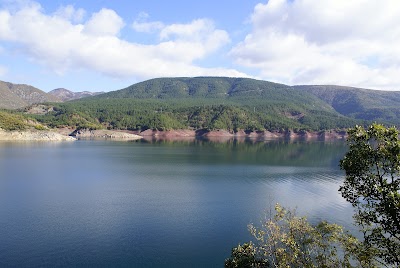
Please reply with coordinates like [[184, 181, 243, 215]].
[[0, 0, 399, 92]]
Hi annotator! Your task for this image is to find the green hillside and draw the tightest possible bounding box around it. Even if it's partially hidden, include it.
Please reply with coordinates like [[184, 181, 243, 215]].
[[294, 85, 400, 124], [29, 77, 363, 132], [98, 77, 332, 109], [100, 77, 292, 98], [0, 110, 45, 131], [5, 77, 397, 133]]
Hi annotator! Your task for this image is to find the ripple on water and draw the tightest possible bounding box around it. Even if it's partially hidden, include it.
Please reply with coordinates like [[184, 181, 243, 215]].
[[0, 139, 354, 267]]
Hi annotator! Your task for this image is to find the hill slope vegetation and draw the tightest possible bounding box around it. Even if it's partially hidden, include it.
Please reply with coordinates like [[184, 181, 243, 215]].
[[30, 77, 363, 132], [294, 85, 400, 124], [3, 77, 399, 133]]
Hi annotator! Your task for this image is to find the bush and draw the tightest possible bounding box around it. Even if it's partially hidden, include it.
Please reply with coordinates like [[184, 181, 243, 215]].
[[34, 124, 46, 130], [0, 111, 28, 131], [226, 204, 378, 268]]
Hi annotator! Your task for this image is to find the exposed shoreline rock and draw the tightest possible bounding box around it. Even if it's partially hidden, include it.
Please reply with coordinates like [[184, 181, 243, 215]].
[[71, 129, 142, 140], [0, 127, 347, 142], [11, 127, 344, 142], [136, 129, 347, 141], [138, 129, 196, 138], [0, 128, 76, 141]]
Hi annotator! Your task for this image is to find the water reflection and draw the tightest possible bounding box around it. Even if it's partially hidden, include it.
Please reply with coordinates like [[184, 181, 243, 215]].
[[130, 137, 347, 167], [0, 139, 353, 268]]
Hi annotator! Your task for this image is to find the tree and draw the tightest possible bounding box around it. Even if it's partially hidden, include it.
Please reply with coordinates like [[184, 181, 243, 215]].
[[225, 204, 377, 268], [224, 242, 267, 268], [339, 124, 400, 266]]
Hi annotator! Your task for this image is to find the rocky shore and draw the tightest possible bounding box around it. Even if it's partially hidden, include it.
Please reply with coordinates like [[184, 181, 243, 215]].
[[71, 129, 142, 140], [0, 128, 76, 141], [136, 129, 347, 140], [1, 127, 346, 142]]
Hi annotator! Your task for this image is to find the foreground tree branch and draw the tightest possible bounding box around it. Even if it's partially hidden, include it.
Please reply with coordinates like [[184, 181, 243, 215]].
[[339, 124, 400, 266], [225, 204, 377, 268]]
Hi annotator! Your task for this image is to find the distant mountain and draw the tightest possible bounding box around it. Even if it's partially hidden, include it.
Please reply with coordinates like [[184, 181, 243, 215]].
[[48, 88, 104, 101], [0, 80, 60, 109], [89, 77, 400, 126], [76, 77, 358, 130], [94, 77, 332, 111], [96, 77, 295, 99], [293, 85, 400, 124], [5, 77, 400, 132]]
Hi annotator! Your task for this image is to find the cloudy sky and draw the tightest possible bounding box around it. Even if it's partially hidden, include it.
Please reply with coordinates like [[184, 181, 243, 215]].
[[0, 0, 399, 92]]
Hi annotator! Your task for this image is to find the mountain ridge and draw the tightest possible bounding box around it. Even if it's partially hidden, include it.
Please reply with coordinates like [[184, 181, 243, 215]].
[[0, 81, 105, 109], [293, 84, 400, 123], [48, 88, 104, 101], [86, 76, 400, 127], [2, 77, 400, 132], [0, 80, 60, 109]]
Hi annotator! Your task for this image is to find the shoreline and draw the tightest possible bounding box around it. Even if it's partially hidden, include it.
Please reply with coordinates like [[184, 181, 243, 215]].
[[0, 128, 76, 141], [0, 127, 347, 142], [130, 129, 347, 141], [71, 129, 143, 140]]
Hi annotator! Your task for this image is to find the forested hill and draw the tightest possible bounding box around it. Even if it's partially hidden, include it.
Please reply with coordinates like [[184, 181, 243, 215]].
[[27, 77, 357, 132], [293, 85, 400, 124], [93, 76, 336, 115], [91, 77, 400, 125], [95, 77, 324, 103], [17, 77, 400, 132]]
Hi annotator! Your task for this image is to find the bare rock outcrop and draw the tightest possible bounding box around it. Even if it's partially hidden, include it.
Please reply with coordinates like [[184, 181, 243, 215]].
[[107, 128, 348, 141], [0, 80, 60, 109], [48, 88, 104, 101], [139, 129, 195, 137], [0, 128, 76, 141], [72, 129, 142, 140]]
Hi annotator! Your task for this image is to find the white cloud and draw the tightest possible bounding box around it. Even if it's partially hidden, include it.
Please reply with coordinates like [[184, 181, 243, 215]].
[[132, 12, 164, 33], [0, 10, 12, 39], [83, 8, 124, 36], [230, 0, 400, 90], [132, 16, 231, 61], [0, 2, 246, 80], [159, 19, 230, 60], [160, 19, 212, 40], [54, 5, 85, 23]]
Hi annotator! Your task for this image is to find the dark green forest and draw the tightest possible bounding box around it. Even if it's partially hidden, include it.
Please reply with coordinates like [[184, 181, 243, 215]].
[[24, 77, 371, 132], [27, 97, 361, 132], [294, 85, 400, 123], [3, 77, 399, 132]]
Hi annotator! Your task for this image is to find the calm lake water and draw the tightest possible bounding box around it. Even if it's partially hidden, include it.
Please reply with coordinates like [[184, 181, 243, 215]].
[[0, 139, 355, 267]]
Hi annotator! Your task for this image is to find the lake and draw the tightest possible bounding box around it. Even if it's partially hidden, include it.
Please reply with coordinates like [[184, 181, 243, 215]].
[[0, 138, 355, 267]]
